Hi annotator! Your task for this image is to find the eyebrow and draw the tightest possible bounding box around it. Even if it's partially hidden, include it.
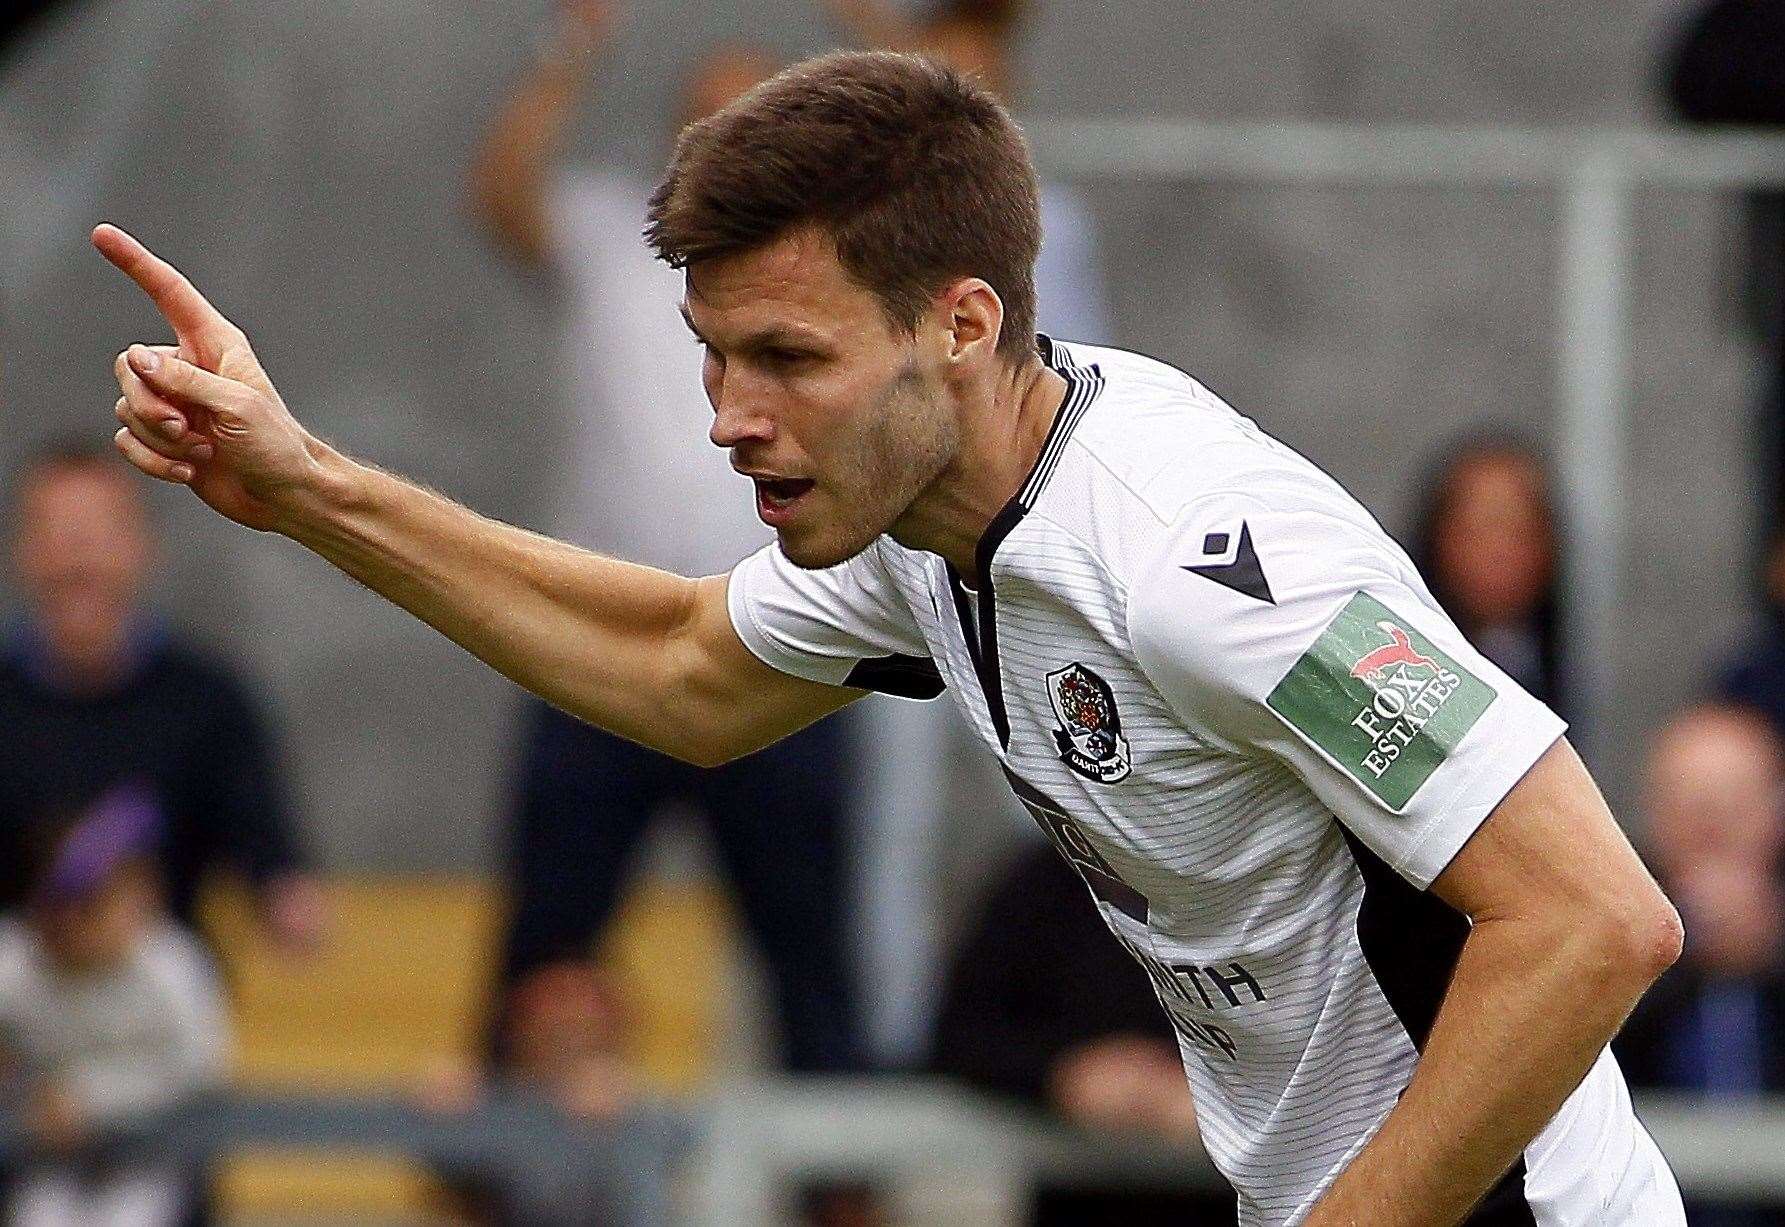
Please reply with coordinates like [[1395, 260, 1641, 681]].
[[677, 307, 827, 355]]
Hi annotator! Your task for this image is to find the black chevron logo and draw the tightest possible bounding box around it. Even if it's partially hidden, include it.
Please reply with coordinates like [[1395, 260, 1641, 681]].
[[1184, 520, 1274, 604]]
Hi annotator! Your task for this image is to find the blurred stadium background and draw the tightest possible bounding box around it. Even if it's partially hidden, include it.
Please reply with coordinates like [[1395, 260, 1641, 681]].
[[2, 0, 1783, 1224]]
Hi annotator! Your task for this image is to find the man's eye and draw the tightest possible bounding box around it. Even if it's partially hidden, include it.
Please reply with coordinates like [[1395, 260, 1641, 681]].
[[762, 348, 811, 369]]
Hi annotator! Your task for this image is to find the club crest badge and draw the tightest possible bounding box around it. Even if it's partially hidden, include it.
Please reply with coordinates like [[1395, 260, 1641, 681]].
[[1046, 663, 1132, 783]]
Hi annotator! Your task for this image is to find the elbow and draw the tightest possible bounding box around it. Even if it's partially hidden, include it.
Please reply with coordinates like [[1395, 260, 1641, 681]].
[[468, 167, 547, 268], [1592, 890, 1685, 989], [675, 738, 741, 771], [1642, 896, 1687, 979]]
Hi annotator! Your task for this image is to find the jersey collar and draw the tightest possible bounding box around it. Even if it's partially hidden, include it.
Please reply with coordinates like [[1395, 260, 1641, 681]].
[[946, 335, 1105, 750], [972, 334, 1106, 576]]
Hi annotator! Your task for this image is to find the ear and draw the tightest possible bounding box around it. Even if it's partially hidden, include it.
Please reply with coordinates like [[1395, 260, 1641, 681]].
[[940, 277, 1004, 365]]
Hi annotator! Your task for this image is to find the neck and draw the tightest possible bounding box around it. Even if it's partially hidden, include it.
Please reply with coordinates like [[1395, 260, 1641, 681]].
[[891, 352, 1067, 585], [34, 619, 136, 695]]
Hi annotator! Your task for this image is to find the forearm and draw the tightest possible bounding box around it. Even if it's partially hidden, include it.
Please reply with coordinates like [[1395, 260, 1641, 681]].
[[470, 49, 587, 264], [1302, 915, 1663, 1226], [279, 446, 711, 760]]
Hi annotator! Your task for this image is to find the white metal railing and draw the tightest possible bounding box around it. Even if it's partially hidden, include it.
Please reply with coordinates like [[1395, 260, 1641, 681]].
[[685, 1077, 1785, 1225], [1023, 120, 1785, 762], [30, 1080, 1785, 1224]]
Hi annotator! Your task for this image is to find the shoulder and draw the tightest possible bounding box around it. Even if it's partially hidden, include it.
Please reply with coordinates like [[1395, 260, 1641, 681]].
[[146, 632, 240, 679], [1124, 492, 1414, 715], [1045, 340, 1335, 520], [1036, 341, 1401, 591], [143, 637, 264, 708]]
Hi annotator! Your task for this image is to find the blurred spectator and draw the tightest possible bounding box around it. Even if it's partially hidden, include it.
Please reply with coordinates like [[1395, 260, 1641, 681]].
[[471, 4, 860, 1075], [0, 441, 323, 955], [1409, 435, 1565, 710], [1616, 704, 1785, 1227], [0, 2, 83, 66], [820, 0, 1115, 343], [1664, 0, 1785, 534], [929, 842, 1234, 1225], [420, 960, 662, 1227], [0, 785, 227, 1227], [1716, 526, 1785, 737]]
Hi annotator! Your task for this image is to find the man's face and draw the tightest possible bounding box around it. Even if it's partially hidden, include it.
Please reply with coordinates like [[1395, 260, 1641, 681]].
[[683, 227, 959, 569], [1647, 712, 1785, 877], [34, 862, 155, 973], [12, 466, 151, 652]]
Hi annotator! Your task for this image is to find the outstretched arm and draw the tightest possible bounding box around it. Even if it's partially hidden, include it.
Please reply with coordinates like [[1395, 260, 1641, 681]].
[[94, 224, 856, 765], [470, 0, 620, 267]]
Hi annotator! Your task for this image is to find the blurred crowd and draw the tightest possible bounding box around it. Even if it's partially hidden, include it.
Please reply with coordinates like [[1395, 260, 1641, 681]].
[[3, 1, 1785, 1225]]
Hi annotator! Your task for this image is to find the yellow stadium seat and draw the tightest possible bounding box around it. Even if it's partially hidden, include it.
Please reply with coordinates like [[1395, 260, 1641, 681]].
[[200, 873, 738, 1221]]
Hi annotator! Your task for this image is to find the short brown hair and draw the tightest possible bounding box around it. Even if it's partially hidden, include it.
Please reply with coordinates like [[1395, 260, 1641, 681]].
[[646, 50, 1042, 361]]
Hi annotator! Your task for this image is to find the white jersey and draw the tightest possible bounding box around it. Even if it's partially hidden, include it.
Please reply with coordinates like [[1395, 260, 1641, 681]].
[[727, 338, 1685, 1226]]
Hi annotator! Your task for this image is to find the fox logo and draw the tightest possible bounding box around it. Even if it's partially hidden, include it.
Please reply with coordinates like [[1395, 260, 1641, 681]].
[[1350, 621, 1437, 680]]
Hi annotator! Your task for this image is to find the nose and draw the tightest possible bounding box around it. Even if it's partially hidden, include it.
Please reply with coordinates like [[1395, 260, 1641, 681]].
[[707, 368, 776, 450]]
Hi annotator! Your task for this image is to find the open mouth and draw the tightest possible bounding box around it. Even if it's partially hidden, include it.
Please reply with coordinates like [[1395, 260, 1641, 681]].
[[754, 477, 816, 523]]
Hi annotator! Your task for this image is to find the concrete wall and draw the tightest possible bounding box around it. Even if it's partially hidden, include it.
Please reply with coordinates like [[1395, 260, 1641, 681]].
[[0, 0, 1756, 868]]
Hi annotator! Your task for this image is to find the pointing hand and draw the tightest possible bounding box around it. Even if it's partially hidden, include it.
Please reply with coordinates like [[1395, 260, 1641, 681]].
[[93, 224, 330, 532]]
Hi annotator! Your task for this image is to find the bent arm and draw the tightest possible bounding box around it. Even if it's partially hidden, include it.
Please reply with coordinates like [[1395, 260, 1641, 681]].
[[469, 9, 612, 266], [1301, 739, 1684, 1226], [284, 449, 858, 766], [819, 0, 919, 49]]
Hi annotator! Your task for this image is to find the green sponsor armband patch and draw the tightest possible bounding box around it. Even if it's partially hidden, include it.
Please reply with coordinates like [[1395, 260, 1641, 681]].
[[1265, 592, 1495, 811]]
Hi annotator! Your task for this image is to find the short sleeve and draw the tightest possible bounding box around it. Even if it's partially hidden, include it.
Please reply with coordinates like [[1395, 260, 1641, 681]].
[[1130, 496, 1566, 889], [727, 542, 944, 700]]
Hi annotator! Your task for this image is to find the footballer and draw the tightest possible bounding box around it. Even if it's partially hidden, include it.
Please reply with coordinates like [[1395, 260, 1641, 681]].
[[98, 51, 1685, 1227]]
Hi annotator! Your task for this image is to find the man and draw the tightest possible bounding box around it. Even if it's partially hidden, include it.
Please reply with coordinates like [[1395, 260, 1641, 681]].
[[816, 0, 1114, 1064], [94, 50, 1683, 1227], [1, 443, 322, 954], [1665, 0, 1785, 538], [469, 0, 859, 1076], [1617, 705, 1785, 1227]]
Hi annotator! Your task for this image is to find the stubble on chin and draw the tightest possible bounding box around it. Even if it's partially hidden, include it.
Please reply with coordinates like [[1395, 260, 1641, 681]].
[[781, 357, 955, 571]]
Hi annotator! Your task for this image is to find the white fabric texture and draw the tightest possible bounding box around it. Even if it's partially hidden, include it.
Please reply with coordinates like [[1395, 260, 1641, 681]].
[[725, 336, 1681, 1226]]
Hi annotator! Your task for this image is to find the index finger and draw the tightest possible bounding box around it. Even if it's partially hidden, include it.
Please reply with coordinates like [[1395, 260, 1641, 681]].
[[90, 224, 239, 358]]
